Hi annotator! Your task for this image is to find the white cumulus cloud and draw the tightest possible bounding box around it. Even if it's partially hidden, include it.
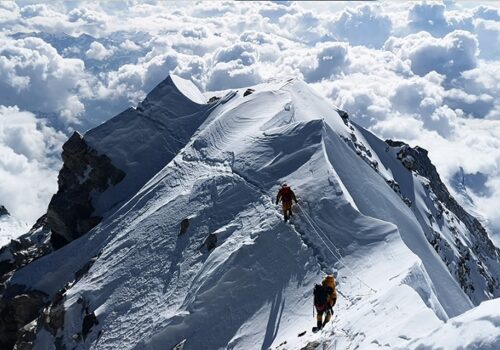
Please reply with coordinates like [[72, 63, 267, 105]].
[[85, 41, 114, 60], [0, 35, 90, 124], [0, 105, 65, 223]]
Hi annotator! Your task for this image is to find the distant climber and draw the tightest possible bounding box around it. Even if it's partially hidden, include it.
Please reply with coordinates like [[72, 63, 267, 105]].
[[276, 183, 298, 222], [313, 275, 337, 332]]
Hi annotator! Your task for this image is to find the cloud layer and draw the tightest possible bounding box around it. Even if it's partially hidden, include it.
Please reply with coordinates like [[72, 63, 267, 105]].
[[0, 106, 65, 223], [0, 1, 499, 244]]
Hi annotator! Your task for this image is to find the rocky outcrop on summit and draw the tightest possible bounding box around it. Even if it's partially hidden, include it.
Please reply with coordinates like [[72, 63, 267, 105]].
[[46, 76, 215, 250], [0, 206, 9, 217], [386, 140, 500, 304], [388, 140, 498, 252], [47, 132, 125, 249]]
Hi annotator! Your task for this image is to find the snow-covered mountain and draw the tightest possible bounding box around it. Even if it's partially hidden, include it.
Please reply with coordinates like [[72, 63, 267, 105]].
[[1, 76, 499, 350], [0, 205, 29, 248]]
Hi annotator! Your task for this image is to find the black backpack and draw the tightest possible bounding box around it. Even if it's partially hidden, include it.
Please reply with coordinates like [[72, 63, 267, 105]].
[[313, 284, 328, 308]]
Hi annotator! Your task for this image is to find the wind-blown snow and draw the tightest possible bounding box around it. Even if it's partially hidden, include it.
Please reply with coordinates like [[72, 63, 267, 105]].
[[9, 75, 500, 349]]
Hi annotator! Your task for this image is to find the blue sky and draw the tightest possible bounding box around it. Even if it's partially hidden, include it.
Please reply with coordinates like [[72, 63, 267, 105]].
[[0, 0, 499, 244]]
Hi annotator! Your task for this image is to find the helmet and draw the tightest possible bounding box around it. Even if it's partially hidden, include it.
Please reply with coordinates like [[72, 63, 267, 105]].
[[282, 183, 288, 187]]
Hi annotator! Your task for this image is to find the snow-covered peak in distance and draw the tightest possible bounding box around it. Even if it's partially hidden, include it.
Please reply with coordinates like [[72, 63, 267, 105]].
[[0, 205, 29, 248], [2, 75, 500, 350]]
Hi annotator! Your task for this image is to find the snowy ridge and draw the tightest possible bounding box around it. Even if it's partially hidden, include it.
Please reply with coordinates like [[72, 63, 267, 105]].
[[5, 76, 500, 349], [83, 75, 216, 215]]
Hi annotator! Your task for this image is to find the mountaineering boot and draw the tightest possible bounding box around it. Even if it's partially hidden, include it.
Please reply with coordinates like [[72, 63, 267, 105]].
[[312, 319, 322, 333], [284, 214, 288, 222]]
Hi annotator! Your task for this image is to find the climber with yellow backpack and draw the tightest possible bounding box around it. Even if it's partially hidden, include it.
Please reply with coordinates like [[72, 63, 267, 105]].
[[313, 275, 337, 332]]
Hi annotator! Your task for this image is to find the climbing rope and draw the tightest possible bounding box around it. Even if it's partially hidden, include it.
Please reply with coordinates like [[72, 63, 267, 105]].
[[231, 169, 377, 298], [297, 203, 378, 295]]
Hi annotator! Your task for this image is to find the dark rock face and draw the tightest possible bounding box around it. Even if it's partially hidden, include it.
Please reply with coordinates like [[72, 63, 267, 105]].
[[207, 96, 221, 104], [0, 217, 52, 350], [205, 233, 217, 251], [47, 131, 125, 249], [0, 289, 47, 350], [0, 216, 51, 294], [336, 109, 349, 126], [81, 311, 98, 340], [393, 142, 498, 255], [243, 88, 255, 97], [0, 253, 99, 349], [0, 205, 9, 217], [179, 218, 189, 236]]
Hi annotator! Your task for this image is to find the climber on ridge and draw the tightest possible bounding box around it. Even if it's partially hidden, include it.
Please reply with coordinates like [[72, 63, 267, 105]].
[[313, 275, 337, 332], [275, 183, 298, 222]]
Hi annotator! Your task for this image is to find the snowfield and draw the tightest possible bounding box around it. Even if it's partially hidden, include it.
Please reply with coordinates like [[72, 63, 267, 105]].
[[9, 76, 500, 349], [0, 213, 29, 248]]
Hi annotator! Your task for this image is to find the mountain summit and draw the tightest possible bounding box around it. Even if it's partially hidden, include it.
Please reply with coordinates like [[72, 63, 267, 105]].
[[1, 75, 499, 349]]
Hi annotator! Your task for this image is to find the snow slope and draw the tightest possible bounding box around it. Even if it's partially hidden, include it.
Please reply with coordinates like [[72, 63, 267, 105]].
[[406, 298, 500, 350], [8, 76, 500, 349], [0, 212, 29, 248]]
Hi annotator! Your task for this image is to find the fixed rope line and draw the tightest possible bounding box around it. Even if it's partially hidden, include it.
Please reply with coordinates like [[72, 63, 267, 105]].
[[228, 169, 378, 296], [299, 205, 355, 273], [297, 203, 378, 294], [298, 203, 377, 294], [300, 205, 353, 265], [296, 204, 366, 298]]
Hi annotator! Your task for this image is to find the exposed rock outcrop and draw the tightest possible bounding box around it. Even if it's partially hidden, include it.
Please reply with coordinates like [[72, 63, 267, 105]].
[[0, 219, 51, 349], [0, 288, 47, 350], [0, 216, 51, 294], [243, 88, 255, 97], [386, 139, 500, 303], [387, 140, 498, 255], [47, 131, 125, 249], [179, 218, 190, 236], [0, 205, 9, 217]]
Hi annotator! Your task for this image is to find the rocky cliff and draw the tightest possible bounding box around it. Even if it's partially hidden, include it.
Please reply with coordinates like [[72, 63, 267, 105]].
[[0, 206, 9, 218], [47, 131, 125, 249], [386, 140, 500, 303]]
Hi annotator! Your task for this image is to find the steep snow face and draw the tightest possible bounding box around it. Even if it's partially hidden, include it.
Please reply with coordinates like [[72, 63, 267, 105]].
[[358, 134, 500, 305], [8, 76, 500, 349], [84, 75, 215, 215]]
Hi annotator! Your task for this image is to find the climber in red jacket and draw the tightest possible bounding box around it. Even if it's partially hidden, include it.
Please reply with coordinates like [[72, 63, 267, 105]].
[[276, 183, 298, 222]]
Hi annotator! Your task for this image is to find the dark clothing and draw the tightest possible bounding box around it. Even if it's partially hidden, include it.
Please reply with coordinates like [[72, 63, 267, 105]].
[[315, 275, 337, 329], [276, 186, 297, 204], [276, 186, 298, 222]]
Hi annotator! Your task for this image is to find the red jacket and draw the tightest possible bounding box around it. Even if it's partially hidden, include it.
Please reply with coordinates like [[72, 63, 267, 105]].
[[276, 186, 297, 204]]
